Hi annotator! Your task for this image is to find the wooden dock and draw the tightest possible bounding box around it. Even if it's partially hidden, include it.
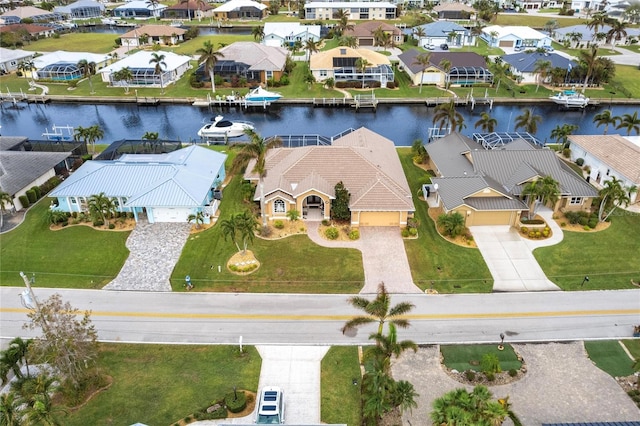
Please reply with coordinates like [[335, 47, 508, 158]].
[[312, 97, 350, 108], [352, 94, 378, 111], [137, 97, 160, 106], [192, 94, 272, 109]]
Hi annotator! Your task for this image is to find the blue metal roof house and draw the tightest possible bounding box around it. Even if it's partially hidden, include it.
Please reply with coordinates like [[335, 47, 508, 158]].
[[49, 145, 226, 224]]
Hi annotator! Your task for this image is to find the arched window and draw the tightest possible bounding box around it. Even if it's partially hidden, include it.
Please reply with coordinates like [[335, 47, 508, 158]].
[[274, 199, 285, 213]]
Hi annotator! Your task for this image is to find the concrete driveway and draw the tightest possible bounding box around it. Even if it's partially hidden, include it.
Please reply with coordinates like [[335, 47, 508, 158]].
[[470, 225, 560, 292]]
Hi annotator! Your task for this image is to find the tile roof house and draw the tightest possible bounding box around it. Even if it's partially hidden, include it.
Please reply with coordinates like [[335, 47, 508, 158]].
[[398, 50, 492, 87], [98, 50, 192, 88], [243, 127, 415, 227], [343, 21, 404, 47], [501, 51, 577, 84], [262, 22, 321, 48], [407, 21, 474, 48], [310, 46, 394, 88], [432, 2, 476, 20], [482, 25, 552, 50], [161, 0, 213, 20], [212, 0, 267, 20], [50, 145, 226, 224], [568, 134, 640, 204], [121, 25, 186, 48], [0, 23, 56, 39], [0, 6, 59, 24], [426, 133, 597, 226]]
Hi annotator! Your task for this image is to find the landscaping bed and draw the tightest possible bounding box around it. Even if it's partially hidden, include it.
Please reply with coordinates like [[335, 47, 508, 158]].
[[440, 344, 525, 386]]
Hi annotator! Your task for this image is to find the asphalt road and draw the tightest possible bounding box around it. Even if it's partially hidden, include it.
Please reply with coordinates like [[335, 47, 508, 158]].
[[1, 287, 638, 346]]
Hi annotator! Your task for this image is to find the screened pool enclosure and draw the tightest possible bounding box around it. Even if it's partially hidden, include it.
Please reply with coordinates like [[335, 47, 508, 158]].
[[448, 67, 493, 86], [37, 62, 82, 81]]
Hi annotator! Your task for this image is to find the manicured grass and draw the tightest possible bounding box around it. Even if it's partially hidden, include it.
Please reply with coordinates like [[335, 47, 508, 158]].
[[61, 344, 261, 426], [584, 340, 636, 377], [441, 344, 522, 372], [607, 65, 640, 99], [24, 33, 118, 53], [398, 148, 493, 293], [171, 175, 364, 293], [167, 34, 253, 56], [494, 14, 585, 28], [534, 209, 640, 290], [321, 346, 362, 426], [0, 198, 130, 288], [620, 45, 640, 54], [622, 339, 640, 366]]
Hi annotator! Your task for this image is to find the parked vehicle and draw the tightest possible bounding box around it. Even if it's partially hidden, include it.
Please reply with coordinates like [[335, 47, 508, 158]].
[[255, 386, 285, 424], [440, 43, 449, 50], [425, 43, 436, 50]]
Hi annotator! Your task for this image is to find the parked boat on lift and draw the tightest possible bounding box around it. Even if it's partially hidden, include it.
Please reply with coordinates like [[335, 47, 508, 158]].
[[245, 86, 282, 103], [549, 90, 590, 108], [197, 115, 254, 139]]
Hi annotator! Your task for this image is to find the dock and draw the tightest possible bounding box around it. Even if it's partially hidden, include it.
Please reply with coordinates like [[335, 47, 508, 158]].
[[192, 93, 273, 109], [352, 93, 378, 111], [137, 97, 160, 106], [312, 93, 378, 111]]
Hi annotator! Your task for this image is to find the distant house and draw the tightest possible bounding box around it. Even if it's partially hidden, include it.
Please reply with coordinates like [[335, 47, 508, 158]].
[[398, 50, 492, 87], [343, 21, 403, 47], [121, 25, 186, 48], [569, 135, 640, 204], [555, 24, 640, 46], [161, 0, 213, 20], [514, 0, 545, 10], [432, 2, 475, 20], [50, 145, 227, 224], [0, 136, 74, 212], [262, 22, 321, 48], [212, 0, 267, 20], [31, 51, 109, 81], [54, 0, 104, 19], [426, 134, 597, 226], [0, 47, 36, 73], [113, 1, 167, 19], [243, 127, 415, 227], [197, 42, 288, 86], [0, 6, 59, 24], [0, 23, 56, 40], [408, 21, 474, 48], [482, 25, 552, 50], [304, 2, 397, 21], [99, 50, 192, 88], [310, 46, 394, 88], [501, 51, 576, 84]]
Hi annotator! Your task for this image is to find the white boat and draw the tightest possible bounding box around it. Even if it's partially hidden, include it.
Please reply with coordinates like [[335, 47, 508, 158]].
[[549, 90, 590, 108], [245, 86, 282, 103], [197, 115, 254, 139], [170, 20, 183, 27]]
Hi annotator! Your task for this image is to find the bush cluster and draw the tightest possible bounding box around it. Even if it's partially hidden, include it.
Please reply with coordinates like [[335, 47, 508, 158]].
[[229, 263, 258, 273], [522, 226, 551, 239], [348, 229, 360, 240], [273, 220, 285, 229], [225, 390, 247, 413], [564, 211, 598, 228], [575, 157, 585, 166], [324, 226, 339, 240]]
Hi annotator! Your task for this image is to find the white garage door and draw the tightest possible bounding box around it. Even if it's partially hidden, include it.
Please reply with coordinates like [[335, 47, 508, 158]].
[[421, 72, 441, 84], [152, 207, 191, 223]]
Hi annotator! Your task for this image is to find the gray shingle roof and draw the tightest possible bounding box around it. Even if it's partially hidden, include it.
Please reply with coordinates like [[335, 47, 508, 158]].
[[425, 132, 481, 176], [0, 136, 27, 152], [0, 150, 71, 195], [501, 52, 576, 72], [398, 49, 488, 75]]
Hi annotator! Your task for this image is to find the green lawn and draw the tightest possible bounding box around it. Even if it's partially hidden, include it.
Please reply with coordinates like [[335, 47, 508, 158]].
[[61, 344, 261, 426], [0, 198, 130, 288], [398, 149, 493, 293], [441, 344, 523, 372], [495, 14, 585, 27], [534, 209, 640, 290], [23, 33, 118, 53], [321, 346, 362, 426], [622, 339, 640, 363], [584, 340, 636, 377]]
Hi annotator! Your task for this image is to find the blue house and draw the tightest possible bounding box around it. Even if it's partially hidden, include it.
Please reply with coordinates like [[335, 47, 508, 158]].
[[49, 145, 226, 224], [407, 21, 474, 48]]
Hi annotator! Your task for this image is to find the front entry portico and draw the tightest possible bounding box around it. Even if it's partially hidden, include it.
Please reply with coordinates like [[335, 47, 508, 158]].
[[302, 194, 328, 220]]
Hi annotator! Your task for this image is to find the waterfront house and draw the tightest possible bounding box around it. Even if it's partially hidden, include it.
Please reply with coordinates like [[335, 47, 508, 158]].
[[113, 1, 167, 19], [262, 22, 321, 48], [120, 25, 186, 48], [54, 0, 104, 19], [49, 145, 226, 224], [432, 2, 475, 20], [30, 51, 110, 81], [426, 133, 597, 226], [99, 50, 191, 88], [243, 127, 414, 227], [309, 46, 394, 88], [482, 25, 552, 50], [0, 23, 56, 41], [161, 0, 212, 20], [398, 50, 492, 87], [501, 51, 576, 84], [0, 47, 36, 73], [343, 21, 404, 47], [569, 135, 640, 204], [212, 0, 267, 20], [408, 21, 474, 48], [0, 6, 59, 24], [303, 2, 397, 21], [554, 24, 640, 47]]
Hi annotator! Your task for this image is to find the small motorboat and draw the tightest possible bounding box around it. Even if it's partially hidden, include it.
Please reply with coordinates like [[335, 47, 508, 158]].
[[245, 86, 283, 103], [197, 115, 254, 139], [549, 90, 590, 108]]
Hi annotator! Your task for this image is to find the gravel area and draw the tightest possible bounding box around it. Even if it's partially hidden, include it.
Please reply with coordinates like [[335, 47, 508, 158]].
[[392, 341, 640, 425]]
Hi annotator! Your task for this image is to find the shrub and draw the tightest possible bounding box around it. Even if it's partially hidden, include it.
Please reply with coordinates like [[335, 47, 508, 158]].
[[409, 227, 418, 236], [509, 368, 518, 377], [560, 222, 566, 227], [108, 223, 115, 229], [93, 219, 104, 227], [588, 219, 597, 229], [286, 209, 300, 221], [30, 186, 42, 199], [26, 189, 37, 204], [325, 226, 339, 240], [521, 226, 528, 234], [481, 353, 501, 374], [464, 370, 476, 381], [260, 225, 272, 237], [225, 390, 247, 413], [575, 157, 584, 166], [401, 228, 410, 238], [349, 229, 360, 240], [18, 195, 29, 208], [528, 231, 536, 238], [127, 212, 134, 219], [535, 231, 541, 238], [583, 225, 591, 231], [578, 217, 588, 226], [542, 229, 549, 237], [321, 219, 330, 226], [485, 372, 496, 381], [274, 220, 284, 229], [562, 148, 571, 158]]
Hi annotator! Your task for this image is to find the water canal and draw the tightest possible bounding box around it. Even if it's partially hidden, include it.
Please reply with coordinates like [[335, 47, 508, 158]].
[[0, 102, 637, 146]]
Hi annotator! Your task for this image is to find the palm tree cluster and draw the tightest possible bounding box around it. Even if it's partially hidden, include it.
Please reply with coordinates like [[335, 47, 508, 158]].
[[436, 212, 466, 238], [522, 176, 560, 220], [433, 100, 465, 133], [111, 66, 133, 93], [220, 210, 257, 254], [597, 176, 637, 222], [76, 59, 96, 94], [342, 283, 419, 425], [195, 41, 224, 93], [593, 109, 640, 135], [431, 386, 522, 425], [73, 124, 104, 155], [88, 192, 117, 227]]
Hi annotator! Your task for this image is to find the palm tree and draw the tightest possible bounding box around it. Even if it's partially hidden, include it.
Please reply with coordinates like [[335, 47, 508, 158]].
[[88, 192, 116, 226], [334, 9, 353, 35], [474, 112, 497, 133], [372, 25, 386, 51], [252, 25, 264, 42], [17, 59, 35, 83], [6, 338, 31, 378], [412, 26, 426, 44], [593, 109, 620, 134], [112, 67, 133, 94], [187, 211, 205, 229], [231, 129, 282, 227], [522, 176, 560, 220], [567, 31, 583, 48], [86, 124, 104, 155], [220, 211, 256, 254], [616, 111, 640, 135], [587, 12, 609, 40], [365, 323, 417, 374], [579, 45, 599, 94], [338, 35, 357, 48], [74, 125, 89, 147], [412, 52, 432, 94], [438, 58, 452, 89], [0, 191, 15, 230], [149, 52, 167, 94], [355, 57, 371, 89], [196, 41, 224, 93], [598, 176, 636, 222], [431, 386, 515, 425], [437, 212, 465, 237], [392, 380, 419, 417], [550, 123, 579, 148], [606, 19, 627, 47], [433, 100, 465, 133], [471, 21, 484, 47], [77, 59, 96, 94], [146, 0, 160, 20], [0, 392, 21, 426], [341, 282, 415, 336], [514, 107, 542, 134], [533, 59, 551, 92], [304, 38, 319, 64]]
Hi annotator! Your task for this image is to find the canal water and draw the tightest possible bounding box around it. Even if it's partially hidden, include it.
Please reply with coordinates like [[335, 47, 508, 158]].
[[0, 102, 636, 146], [80, 24, 252, 36]]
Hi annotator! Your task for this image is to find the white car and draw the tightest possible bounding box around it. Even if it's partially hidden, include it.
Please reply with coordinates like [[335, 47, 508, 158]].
[[425, 43, 436, 50], [255, 386, 285, 424]]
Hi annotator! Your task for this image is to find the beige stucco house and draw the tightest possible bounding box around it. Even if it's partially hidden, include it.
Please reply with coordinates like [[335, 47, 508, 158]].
[[244, 128, 415, 227]]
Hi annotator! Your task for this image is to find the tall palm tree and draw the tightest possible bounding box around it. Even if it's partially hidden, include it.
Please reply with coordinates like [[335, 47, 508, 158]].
[[341, 282, 415, 336], [366, 323, 417, 374], [17, 59, 36, 83], [579, 45, 599, 94], [88, 192, 116, 226], [412, 52, 432, 94], [86, 124, 104, 155], [587, 12, 609, 40], [597, 176, 636, 222], [433, 100, 465, 133], [412, 26, 426, 44], [514, 107, 542, 134], [593, 109, 620, 134], [6, 338, 31, 378], [550, 123, 579, 148], [334, 9, 353, 35], [77, 59, 96, 94], [231, 130, 282, 227], [252, 25, 264, 42], [304, 38, 320, 64], [145, 0, 160, 20], [533, 59, 551, 92], [220, 210, 256, 253], [372, 25, 386, 51], [471, 21, 485, 47], [149, 52, 167, 94], [355, 57, 371, 89], [474, 112, 497, 133], [0, 191, 15, 230], [606, 19, 627, 46], [522, 176, 560, 220], [196, 41, 224, 93], [112, 66, 133, 93], [438, 58, 452, 89], [616, 111, 640, 135]]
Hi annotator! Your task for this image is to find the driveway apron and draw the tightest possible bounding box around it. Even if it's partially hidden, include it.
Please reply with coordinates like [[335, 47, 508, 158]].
[[103, 222, 191, 292], [470, 225, 560, 292]]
